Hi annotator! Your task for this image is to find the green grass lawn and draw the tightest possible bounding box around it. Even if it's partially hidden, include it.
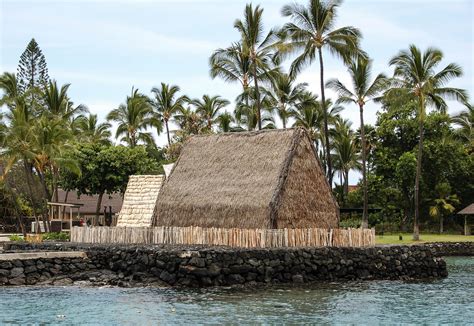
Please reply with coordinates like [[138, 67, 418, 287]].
[[376, 233, 474, 245]]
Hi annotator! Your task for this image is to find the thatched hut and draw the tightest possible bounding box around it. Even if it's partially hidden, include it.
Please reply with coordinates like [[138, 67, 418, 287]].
[[153, 128, 339, 229], [116, 175, 164, 227]]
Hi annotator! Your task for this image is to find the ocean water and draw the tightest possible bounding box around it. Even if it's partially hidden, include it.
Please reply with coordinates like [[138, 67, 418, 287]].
[[0, 256, 472, 325]]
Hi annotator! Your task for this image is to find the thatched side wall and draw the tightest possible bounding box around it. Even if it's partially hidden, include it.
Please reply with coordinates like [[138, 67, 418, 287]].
[[275, 134, 339, 228], [116, 175, 164, 227], [154, 129, 296, 228]]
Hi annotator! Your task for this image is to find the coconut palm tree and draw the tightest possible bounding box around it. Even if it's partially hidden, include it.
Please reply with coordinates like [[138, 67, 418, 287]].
[[429, 182, 459, 234], [0, 72, 21, 108], [290, 91, 322, 142], [173, 106, 206, 139], [191, 95, 230, 131], [150, 83, 188, 146], [331, 118, 359, 200], [451, 103, 473, 150], [43, 80, 87, 121], [388, 45, 468, 240], [31, 115, 79, 204], [107, 88, 157, 148], [280, 0, 364, 186], [210, 42, 252, 104], [332, 139, 359, 203], [216, 112, 235, 132], [327, 57, 387, 228], [268, 72, 308, 128], [234, 4, 278, 130], [235, 86, 275, 131], [74, 113, 112, 145]]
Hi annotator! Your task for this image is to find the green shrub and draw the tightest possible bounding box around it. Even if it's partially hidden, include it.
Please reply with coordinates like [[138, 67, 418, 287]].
[[339, 217, 361, 228], [9, 234, 24, 242], [42, 232, 70, 241]]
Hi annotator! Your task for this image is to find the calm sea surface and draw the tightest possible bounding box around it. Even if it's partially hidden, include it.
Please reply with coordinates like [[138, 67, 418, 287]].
[[0, 256, 472, 325]]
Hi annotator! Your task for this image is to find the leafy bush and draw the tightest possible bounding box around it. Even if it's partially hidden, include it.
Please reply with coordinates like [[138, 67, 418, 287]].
[[9, 234, 24, 242], [339, 217, 361, 228], [42, 232, 70, 241]]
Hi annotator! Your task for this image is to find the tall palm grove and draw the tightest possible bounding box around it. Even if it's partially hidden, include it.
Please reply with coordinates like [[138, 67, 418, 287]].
[[0, 0, 472, 240]]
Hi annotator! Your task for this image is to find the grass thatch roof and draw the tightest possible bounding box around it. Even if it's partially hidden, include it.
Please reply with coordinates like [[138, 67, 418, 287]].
[[154, 128, 339, 229], [117, 175, 164, 227]]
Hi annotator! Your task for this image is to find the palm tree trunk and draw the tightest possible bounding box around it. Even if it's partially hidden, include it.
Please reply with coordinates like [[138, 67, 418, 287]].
[[4, 182, 27, 236], [344, 169, 349, 197], [360, 104, 368, 229], [252, 60, 262, 130], [439, 216, 443, 234], [318, 48, 332, 186], [95, 191, 104, 226], [281, 105, 287, 129], [23, 161, 41, 233], [414, 115, 424, 241], [37, 169, 51, 233], [165, 120, 171, 146]]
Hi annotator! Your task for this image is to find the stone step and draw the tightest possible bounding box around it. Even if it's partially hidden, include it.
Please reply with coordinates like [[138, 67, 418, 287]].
[[0, 251, 86, 261]]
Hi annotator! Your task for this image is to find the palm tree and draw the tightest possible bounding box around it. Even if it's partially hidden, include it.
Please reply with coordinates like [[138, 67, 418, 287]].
[[173, 106, 205, 137], [216, 112, 235, 132], [234, 4, 278, 130], [210, 42, 252, 104], [268, 72, 308, 128], [43, 80, 87, 121], [191, 95, 230, 130], [234, 86, 275, 130], [74, 113, 112, 145], [331, 118, 359, 200], [451, 103, 473, 150], [280, 0, 364, 186], [290, 91, 322, 142], [107, 88, 158, 148], [388, 45, 468, 240], [327, 57, 387, 228], [0, 72, 21, 108], [31, 115, 79, 205], [150, 83, 188, 146], [429, 182, 459, 234]]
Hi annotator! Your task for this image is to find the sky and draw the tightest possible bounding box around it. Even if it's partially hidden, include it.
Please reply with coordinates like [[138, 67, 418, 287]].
[[1, 0, 473, 183]]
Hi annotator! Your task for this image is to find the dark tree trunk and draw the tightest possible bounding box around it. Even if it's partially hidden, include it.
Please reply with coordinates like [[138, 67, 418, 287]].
[[165, 120, 171, 146], [414, 116, 424, 241], [252, 60, 262, 130], [4, 182, 27, 236], [37, 168, 51, 233], [22, 161, 40, 231], [439, 216, 444, 234], [95, 192, 104, 226], [318, 48, 332, 186], [360, 104, 368, 229], [344, 169, 349, 198]]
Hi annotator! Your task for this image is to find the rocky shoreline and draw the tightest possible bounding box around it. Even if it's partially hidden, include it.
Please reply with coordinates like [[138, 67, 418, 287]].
[[1, 242, 467, 287]]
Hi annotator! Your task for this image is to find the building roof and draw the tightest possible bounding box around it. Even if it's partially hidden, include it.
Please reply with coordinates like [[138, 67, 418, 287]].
[[116, 175, 164, 227], [458, 203, 474, 215], [56, 189, 123, 214], [153, 128, 339, 229]]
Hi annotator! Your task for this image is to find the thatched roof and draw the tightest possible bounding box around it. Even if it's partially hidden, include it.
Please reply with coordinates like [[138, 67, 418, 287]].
[[154, 128, 339, 229], [116, 175, 164, 227], [458, 203, 474, 215]]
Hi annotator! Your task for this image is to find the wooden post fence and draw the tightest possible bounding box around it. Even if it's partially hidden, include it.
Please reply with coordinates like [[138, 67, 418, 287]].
[[71, 226, 375, 248]]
